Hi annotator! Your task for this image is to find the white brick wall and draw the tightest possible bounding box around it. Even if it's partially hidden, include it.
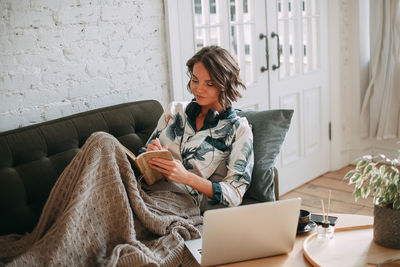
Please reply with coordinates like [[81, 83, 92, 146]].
[[0, 0, 170, 132]]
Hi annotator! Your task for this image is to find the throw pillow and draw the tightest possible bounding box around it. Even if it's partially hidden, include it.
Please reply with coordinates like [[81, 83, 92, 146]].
[[238, 109, 294, 202]]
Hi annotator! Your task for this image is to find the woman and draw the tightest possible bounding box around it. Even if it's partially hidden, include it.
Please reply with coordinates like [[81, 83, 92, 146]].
[[145, 46, 254, 208]]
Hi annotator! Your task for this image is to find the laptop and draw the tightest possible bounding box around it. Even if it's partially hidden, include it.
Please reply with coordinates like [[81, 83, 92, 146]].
[[185, 198, 301, 266]]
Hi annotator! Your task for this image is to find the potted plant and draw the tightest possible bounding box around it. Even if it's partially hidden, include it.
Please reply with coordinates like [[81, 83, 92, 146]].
[[343, 151, 400, 249]]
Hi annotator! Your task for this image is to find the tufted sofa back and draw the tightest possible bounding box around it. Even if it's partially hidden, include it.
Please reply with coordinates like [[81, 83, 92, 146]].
[[0, 100, 163, 235]]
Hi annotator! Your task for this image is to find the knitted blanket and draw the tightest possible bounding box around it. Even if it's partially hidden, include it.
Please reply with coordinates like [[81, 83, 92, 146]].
[[0, 132, 202, 266]]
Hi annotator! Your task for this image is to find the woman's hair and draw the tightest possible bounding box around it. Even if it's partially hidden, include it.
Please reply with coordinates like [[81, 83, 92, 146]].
[[186, 46, 246, 108]]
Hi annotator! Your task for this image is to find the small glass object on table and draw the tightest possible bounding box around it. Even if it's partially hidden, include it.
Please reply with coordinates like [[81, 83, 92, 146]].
[[317, 221, 335, 239]]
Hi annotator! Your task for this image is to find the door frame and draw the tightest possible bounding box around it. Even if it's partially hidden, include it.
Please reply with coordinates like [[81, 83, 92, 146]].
[[164, 0, 196, 101]]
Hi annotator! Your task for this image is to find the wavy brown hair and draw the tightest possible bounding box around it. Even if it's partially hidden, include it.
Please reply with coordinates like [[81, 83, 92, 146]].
[[186, 46, 246, 108]]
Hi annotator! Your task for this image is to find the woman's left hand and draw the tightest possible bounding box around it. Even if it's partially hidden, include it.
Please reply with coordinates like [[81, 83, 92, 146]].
[[147, 158, 190, 185]]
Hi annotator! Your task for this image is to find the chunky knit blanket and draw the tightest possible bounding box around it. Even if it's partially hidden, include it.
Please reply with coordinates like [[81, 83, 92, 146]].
[[0, 132, 202, 266]]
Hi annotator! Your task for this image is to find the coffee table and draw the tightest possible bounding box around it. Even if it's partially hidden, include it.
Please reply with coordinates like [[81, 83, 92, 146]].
[[216, 213, 374, 267]]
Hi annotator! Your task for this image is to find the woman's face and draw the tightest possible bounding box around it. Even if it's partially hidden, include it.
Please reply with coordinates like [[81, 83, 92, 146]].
[[190, 62, 222, 112]]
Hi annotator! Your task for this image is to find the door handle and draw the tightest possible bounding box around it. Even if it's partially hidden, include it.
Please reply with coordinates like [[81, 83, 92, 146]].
[[259, 33, 269, 72], [271, 32, 280, 71]]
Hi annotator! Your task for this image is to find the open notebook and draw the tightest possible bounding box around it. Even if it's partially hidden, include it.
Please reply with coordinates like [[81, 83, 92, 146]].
[[185, 198, 301, 266]]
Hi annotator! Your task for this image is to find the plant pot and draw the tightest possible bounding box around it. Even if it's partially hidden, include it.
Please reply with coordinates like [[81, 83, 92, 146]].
[[373, 204, 400, 249]]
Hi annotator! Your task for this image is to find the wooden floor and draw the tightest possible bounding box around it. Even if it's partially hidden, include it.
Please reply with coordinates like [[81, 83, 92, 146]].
[[280, 165, 374, 216]]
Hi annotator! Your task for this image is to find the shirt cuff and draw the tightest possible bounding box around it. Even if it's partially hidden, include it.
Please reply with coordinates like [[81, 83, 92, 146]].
[[209, 182, 222, 205]]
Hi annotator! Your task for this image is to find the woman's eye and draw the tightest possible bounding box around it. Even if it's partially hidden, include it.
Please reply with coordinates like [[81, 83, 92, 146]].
[[191, 79, 199, 83], [207, 83, 214, 87]]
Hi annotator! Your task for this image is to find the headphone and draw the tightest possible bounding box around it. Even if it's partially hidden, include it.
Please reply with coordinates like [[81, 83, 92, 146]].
[[185, 99, 233, 129], [185, 100, 220, 128]]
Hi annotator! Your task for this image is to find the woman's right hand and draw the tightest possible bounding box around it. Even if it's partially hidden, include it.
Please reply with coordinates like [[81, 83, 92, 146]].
[[146, 138, 168, 152]]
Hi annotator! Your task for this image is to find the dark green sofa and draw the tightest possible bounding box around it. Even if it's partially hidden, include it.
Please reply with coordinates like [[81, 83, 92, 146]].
[[0, 100, 291, 236], [0, 100, 164, 235]]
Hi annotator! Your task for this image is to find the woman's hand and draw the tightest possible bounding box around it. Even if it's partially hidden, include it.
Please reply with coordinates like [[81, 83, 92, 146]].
[[148, 157, 214, 198], [148, 158, 189, 184], [146, 138, 168, 152]]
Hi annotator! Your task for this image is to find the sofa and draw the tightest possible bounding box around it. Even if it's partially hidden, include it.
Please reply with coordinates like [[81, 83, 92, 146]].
[[0, 99, 293, 236]]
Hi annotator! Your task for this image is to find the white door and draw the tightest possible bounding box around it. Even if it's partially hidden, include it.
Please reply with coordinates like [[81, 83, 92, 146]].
[[191, 0, 270, 110], [165, 0, 330, 195], [267, 0, 330, 194]]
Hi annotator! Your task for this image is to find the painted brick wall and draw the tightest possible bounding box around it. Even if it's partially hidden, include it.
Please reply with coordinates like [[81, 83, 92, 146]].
[[0, 0, 169, 132]]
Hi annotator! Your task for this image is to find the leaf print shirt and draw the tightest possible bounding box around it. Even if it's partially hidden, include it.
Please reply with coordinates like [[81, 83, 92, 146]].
[[142, 101, 254, 207]]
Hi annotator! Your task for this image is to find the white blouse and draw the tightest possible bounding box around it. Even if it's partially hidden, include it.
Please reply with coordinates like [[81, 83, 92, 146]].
[[143, 101, 254, 207]]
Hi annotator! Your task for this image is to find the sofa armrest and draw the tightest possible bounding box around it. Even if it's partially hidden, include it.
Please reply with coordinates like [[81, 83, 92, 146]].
[[0, 100, 164, 235]]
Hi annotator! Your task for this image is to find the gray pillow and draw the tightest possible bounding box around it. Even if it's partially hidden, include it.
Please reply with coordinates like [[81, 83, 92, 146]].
[[238, 109, 294, 202]]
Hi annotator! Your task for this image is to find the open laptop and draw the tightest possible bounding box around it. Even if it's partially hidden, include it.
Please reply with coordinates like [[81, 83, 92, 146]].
[[185, 198, 301, 266]]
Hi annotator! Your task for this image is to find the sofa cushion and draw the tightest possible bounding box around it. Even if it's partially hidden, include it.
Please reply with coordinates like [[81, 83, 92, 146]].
[[238, 109, 294, 202], [0, 100, 163, 235]]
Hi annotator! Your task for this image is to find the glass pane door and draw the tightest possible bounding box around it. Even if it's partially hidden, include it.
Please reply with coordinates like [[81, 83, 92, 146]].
[[229, 0, 256, 85], [194, 0, 225, 48], [268, 0, 330, 195], [193, 0, 269, 110], [275, 0, 321, 79], [302, 0, 321, 73]]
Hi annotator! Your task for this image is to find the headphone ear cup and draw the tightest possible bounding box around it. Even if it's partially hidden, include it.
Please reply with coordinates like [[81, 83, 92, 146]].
[[185, 101, 201, 120], [204, 110, 220, 127]]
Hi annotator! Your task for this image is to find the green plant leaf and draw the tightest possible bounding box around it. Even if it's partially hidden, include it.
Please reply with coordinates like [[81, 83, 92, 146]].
[[390, 166, 399, 174], [390, 170, 397, 181], [363, 164, 374, 176], [394, 199, 400, 210], [384, 185, 396, 203], [377, 196, 385, 205], [385, 193, 394, 203], [355, 178, 364, 189], [361, 186, 370, 198], [356, 159, 369, 169], [350, 173, 361, 184], [373, 186, 381, 197], [353, 188, 361, 201], [379, 165, 389, 176], [344, 170, 355, 180], [374, 177, 383, 188], [371, 174, 380, 184], [389, 184, 397, 194], [383, 175, 391, 185]]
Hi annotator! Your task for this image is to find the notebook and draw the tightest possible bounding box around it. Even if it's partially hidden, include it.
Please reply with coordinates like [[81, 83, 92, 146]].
[[185, 198, 301, 266]]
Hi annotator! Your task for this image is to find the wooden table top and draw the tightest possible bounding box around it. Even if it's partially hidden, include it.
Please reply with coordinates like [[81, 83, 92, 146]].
[[217, 213, 374, 267]]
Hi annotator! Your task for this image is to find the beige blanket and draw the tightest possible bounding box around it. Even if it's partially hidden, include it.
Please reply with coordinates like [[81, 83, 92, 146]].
[[0, 132, 202, 266]]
